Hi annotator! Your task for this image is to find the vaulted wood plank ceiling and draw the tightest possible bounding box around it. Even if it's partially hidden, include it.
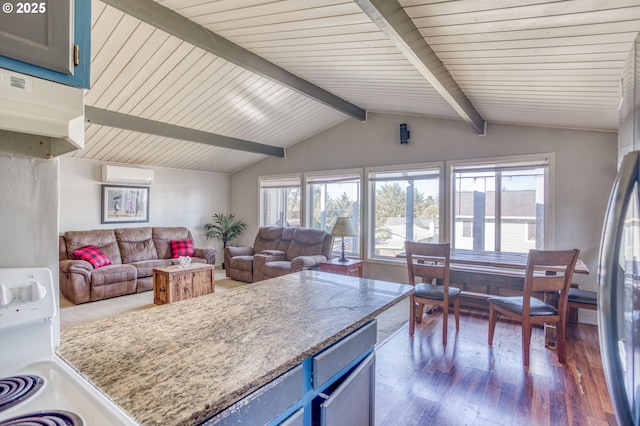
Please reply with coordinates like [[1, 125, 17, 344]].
[[68, 0, 640, 173]]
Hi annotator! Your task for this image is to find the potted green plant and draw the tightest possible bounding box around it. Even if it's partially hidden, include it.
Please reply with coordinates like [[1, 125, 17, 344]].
[[202, 213, 247, 269]]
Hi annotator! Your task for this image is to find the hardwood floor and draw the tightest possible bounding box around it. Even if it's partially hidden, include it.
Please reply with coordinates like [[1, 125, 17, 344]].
[[375, 307, 616, 426]]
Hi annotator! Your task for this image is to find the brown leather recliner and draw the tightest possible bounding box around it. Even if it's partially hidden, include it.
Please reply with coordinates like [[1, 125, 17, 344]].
[[224, 226, 333, 282], [253, 227, 333, 281], [224, 226, 288, 282]]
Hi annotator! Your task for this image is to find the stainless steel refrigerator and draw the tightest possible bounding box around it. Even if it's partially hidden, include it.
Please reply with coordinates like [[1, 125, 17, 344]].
[[599, 150, 640, 426]]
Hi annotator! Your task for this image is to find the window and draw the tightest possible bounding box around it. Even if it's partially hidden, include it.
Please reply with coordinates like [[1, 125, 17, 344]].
[[306, 170, 361, 257], [451, 156, 550, 253], [526, 221, 536, 242], [462, 220, 472, 238], [368, 164, 442, 260], [259, 175, 301, 227]]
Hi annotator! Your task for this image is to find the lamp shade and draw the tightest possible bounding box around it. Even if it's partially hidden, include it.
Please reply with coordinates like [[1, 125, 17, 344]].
[[331, 217, 357, 237]]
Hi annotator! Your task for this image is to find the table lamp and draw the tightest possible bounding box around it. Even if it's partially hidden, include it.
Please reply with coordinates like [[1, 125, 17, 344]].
[[331, 217, 357, 262]]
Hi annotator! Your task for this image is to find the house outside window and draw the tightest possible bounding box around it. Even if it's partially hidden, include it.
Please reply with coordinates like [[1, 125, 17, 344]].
[[462, 220, 472, 238], [259, 175, 301, 227], [367, 163, 442, 260], [306, 170, 361, 258], [450, 155, 551, 253]]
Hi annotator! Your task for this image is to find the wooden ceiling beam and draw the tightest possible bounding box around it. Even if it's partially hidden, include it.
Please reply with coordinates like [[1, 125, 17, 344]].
[[85, 107, 285, 158], [355, 0, 486, 135]]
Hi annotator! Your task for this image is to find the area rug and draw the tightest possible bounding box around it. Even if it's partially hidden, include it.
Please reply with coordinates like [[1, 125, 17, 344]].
[[59, 273, 244, 330]]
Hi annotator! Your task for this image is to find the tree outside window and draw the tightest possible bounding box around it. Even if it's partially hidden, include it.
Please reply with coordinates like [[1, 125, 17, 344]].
[[368, 166, 441, 259], [307, 172, 361, 257], [260, 176, 301, 227]]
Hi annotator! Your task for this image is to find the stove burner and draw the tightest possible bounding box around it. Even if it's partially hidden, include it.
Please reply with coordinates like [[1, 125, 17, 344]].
[[0, 410, 83, 426], [0, 375, 44, 412]]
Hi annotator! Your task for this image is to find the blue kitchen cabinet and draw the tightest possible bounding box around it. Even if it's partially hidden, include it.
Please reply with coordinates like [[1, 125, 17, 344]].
[[0, 0, 90, 88], [205, 320, 377, 426]]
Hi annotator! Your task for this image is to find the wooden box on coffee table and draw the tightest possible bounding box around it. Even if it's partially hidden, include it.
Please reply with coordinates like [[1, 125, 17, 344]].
[[153, 263, 215, 305]]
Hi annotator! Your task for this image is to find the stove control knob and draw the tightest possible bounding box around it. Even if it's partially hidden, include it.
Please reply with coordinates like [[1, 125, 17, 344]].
[[0, 285, 13, 306], [21, 282, 46, 302]]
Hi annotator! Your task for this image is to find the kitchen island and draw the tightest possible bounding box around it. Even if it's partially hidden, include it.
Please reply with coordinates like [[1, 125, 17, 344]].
[[58, 270, 412, 425]]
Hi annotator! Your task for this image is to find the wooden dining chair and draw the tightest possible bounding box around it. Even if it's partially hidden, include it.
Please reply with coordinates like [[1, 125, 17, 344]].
[[487, 248, 580, 366], [405, 241, 460, 344]]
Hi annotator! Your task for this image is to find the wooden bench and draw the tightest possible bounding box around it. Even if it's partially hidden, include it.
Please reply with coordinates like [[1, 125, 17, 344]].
[[449, 264, 526, 309], [448, 264, 582, 322], [567, 287, 597, 323]]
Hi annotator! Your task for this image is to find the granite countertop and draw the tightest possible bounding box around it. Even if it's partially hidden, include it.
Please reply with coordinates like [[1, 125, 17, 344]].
[[58, 270, 412, 426]]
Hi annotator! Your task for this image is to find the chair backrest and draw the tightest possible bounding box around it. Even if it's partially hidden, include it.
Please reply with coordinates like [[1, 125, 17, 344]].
[[405, 241, 451, 287], [286, 228, 332, 260], [254, 226, 284, 253], [523, 248, 580, 315]]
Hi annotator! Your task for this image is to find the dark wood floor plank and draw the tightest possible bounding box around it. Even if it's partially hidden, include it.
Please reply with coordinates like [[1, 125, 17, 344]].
[[375, 307, 615, 425]]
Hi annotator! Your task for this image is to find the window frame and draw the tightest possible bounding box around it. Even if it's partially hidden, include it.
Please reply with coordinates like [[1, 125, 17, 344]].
[[365, 161, 445, 263], [447, 153, 555, 252], [304, 168, 363, 258], [256, 154, 556, 267], [258, 173, 303, 228]]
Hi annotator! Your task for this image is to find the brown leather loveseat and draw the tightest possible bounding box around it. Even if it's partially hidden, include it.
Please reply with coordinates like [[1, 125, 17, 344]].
[[224, 226, 333, 283], [59, 226, 216, 304]]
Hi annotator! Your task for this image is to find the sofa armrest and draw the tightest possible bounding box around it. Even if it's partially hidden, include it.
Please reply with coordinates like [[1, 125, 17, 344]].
[[59, 259, 94, 304], [195, 247, 217, 264], [258, 253, 286, 263], [225, 246, 255, 257], [59, 259, 93, 282], [291, 255, 327, 272], [261, 249, 285, 256], [60, 259, 92, 273], [253, 254, 267, 282]]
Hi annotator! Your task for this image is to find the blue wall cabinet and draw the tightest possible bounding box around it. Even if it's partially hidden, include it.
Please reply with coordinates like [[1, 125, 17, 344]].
[[0, 0, 90, 88]]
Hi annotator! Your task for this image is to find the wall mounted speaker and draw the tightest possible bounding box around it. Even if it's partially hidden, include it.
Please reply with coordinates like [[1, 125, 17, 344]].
[[400, 123, 410, 144]]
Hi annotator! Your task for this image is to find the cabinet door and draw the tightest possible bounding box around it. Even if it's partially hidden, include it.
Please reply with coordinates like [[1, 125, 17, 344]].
[[278, 408, 304, 426], [313, 320, 376, 389], [203, 364, 303, 426], [320, 353, 375, 426], [0, 0, 73, 74]]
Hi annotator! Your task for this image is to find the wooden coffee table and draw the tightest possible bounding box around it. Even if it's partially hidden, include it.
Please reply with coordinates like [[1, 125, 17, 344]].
[[153, 263, 215, 305]]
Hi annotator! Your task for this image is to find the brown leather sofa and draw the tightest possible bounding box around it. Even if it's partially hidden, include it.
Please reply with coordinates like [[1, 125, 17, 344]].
[[59, 226, 216, 304], [224, 226, 333, 283]]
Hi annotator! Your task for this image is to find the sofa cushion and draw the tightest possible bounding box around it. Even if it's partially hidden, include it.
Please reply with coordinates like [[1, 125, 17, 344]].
[[115, 227, 158, 264], [129, 259, 173, 279], [277, 227, 295, 253], [73, 245, 112, 269], [263, 261, 293, 278], [254, 226, 284, 254], [90, 264, 137, 287], [286, 228, 328, 260], [64, 229, 122, 265], [170, 240, 195, 258], [153, 227, 192, 259], [228, 255, 254, 272]]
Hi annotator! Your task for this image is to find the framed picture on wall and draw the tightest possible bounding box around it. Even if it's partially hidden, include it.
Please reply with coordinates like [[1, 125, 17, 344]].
[[101, 184, 150, 224]]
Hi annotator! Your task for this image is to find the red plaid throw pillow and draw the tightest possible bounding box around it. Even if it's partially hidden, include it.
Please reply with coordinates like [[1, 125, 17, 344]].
[[170, 240, 195, 258], [73, 245, 112, 269]]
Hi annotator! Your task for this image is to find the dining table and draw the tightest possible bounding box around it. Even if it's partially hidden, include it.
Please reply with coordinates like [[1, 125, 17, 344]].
[[397, 248, 590, 348], [446, 248, 589, 274]]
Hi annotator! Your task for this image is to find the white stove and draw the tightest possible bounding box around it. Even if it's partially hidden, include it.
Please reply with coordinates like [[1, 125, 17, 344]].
[[0, 267, 138, 425]]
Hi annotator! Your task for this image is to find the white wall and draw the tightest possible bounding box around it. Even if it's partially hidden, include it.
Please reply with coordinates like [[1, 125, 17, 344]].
[[230, 113, 618, 324], [59, 158, 231, 260], [0, 154, 60, 337]]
